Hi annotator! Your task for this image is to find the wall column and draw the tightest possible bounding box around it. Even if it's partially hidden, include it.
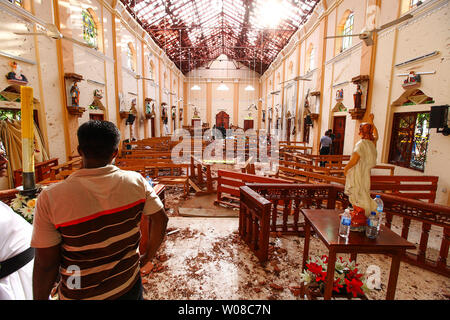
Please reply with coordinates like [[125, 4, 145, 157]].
[[206, 79, 212, 126], [53, 0, 74, 160], [233, 80, 239, 127]]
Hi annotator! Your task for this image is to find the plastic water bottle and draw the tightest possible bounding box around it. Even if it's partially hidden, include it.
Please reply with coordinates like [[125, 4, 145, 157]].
[[366, 211, 380, 239], [146, 175, 153, 188], [339, 209, 352, 238], [374, 194, 384, 225], [374, 195, 384, 212]]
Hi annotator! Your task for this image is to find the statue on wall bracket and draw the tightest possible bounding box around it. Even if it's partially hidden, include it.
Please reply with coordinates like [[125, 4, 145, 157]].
[[145, 98, 156, 118], [89, 89, 105, 110], [353, 84, 363, 109], [6, 61, 28, 85], [70, 82, 80, 107]]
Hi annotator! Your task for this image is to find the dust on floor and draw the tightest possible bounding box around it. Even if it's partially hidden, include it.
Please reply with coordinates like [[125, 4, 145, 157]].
[[141, 217, 450, 300]]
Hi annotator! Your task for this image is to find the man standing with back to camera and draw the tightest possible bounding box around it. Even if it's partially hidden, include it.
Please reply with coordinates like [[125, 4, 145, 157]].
[[31, 120, 168, 300]]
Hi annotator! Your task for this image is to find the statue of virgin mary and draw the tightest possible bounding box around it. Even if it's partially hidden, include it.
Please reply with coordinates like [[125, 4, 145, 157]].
[[344, 114, 379, 230]]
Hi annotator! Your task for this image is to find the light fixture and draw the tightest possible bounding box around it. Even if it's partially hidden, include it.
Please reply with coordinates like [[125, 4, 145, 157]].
[[245, 84, 255, 91], [217, 81, 229, 91], [191, 84, 201, 91]]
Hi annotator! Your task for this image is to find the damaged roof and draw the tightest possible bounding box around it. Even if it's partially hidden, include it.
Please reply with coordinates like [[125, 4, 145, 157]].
[[121, 0, 320, 74]]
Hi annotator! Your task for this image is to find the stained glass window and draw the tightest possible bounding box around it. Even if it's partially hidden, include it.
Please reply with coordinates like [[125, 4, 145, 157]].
[[342, 13, 354, 51], [388, 112, 430, 171], [82, 9, 98, 49]]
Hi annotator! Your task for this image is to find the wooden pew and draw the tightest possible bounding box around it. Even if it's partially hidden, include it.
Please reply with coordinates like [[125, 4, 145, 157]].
[[119, 163, 191, 196], [275, 165, 344, 184], [370, 175, 439, 203], [13, 158, 59, 187], [215, 170, 292, 208], [49, 157, 82, 180], [190, 155, 214, 193]]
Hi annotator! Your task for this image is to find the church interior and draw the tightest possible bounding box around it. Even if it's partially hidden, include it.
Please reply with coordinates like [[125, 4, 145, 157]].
[[0, 0, 449, 301]]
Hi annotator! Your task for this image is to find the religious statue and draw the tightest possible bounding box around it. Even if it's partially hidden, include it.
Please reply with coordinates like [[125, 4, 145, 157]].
[[161, 104, 168, 121], [179, 107, 183, 121], [193, 107, 200, 119], [171, 106, 176, 119], [6, 61, 28, 84], [262, 110, 266, 122], [304, 89, 311, 116], [344, 113, 378, 231], [336, 89, 344, 101], [145, 99, 152, 114], [353, 84, 363, 109], [89, 89, 105, 110], [129, 98, 138, 115], [70, 82, 80, 107]]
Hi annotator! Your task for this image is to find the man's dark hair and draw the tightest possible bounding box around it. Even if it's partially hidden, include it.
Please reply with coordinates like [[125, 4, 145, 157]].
[[77, 120, 120, 160]]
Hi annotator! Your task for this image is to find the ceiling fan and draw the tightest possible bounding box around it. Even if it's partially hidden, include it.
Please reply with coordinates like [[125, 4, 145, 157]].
[[325, 13, 413, 46], [279, 75, 312, 85], [14, 23, 96, 49], [135, 75, 154, 81]]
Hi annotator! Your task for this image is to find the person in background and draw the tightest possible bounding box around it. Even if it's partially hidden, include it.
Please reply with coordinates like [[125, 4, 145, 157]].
[[31, 121, 168, 300], [319, 130, 333, 167], [326, 129, 336, 154], [0, 142, 34, 300]]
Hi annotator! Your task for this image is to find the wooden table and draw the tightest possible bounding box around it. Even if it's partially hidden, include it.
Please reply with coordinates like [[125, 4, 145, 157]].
[[301, 209, 416, 300]]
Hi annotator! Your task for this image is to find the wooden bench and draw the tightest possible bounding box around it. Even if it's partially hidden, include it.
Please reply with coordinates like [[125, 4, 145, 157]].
[[115, 158, 175, 167], [120, 151, 174, 159], [190, 155, 214, 194], [275, 165, 344, 184], [13, 158, 59, 187], [119, 163, 190, 196], [49, 157, 82, 180], [370, 175, 439, 203], [215, 170, 292, 208]]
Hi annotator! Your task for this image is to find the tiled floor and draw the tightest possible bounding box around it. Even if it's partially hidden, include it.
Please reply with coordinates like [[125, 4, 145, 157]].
[[141, 216, 450, 300]]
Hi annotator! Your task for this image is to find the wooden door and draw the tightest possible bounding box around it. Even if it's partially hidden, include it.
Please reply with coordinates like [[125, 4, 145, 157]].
[[150, 118, 155, 138], [332, 116, 346, 155], [216, 111, 230, 129], [89, 113, 104, 121]]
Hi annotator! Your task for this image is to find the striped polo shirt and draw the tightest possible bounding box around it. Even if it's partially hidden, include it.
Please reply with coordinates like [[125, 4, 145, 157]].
[[31, 165, 164, 300]]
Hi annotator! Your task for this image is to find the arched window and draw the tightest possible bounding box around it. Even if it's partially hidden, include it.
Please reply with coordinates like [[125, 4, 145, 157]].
[[82, 9, 98, 49], [149, 60, 155, 80], [341, 13, 354, 51], [305, 44, 315, 72], [288, 61, 294, 77]]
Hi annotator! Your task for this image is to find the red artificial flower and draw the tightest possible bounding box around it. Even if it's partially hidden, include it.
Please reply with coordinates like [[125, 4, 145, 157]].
[[306, 262, 323, 275], [345, 278, 364, 298], [315, 271, 327, 282], [333, 278, 344, 293], [346, 268, 363, 281], [321, 255, 329, 264]]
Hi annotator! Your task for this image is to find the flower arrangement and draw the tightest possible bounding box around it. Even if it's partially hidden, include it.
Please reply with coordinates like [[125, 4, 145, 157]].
[[300, 255, 370, 298], [10, 193, 36, 224]]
